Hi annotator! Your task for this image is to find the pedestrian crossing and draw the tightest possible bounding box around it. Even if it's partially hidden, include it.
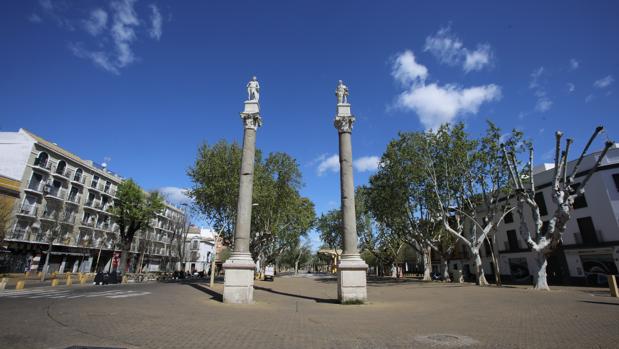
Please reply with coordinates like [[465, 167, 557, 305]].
[[0, 287, 151, 300]]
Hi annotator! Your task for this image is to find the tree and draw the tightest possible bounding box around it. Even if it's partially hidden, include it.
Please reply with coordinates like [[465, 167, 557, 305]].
[[425, 123, 521, 286], [503, 127, 613, 290], [188, 141, 243, 246], [317, 209, 343, 260], [0, 195, 13, 245], [110, 179, 165, 274], [40, 200, 71, 280]]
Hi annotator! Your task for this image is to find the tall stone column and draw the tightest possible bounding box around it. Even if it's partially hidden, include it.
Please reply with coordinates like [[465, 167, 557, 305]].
[[223, 77, 262, 304], [334, 80, 368, 303]]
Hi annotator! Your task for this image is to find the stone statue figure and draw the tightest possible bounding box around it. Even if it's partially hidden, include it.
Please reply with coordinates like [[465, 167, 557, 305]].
[[247, 76, 260, 101], [335, 80, 349, 104]]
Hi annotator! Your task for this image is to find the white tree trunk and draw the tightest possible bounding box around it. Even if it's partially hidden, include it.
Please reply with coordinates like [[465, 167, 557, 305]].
[[533, 252, 550, 290], [422, 246, 432, 281], [440, 256, 451, 282], [472, 250, 489, 286]]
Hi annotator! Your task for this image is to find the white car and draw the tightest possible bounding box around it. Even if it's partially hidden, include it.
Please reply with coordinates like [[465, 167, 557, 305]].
[[264, 265, 275, 281]]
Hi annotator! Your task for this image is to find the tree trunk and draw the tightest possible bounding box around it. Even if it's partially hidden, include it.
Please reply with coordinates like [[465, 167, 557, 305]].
[[422, 246, 432, 281], [533, 252, 550, 290], [440, 255, 451, 282], [490, 236, 502, 286], [472, 250, 489, 286], [41, 242, 53, 281], [119, 247, 129, 275]]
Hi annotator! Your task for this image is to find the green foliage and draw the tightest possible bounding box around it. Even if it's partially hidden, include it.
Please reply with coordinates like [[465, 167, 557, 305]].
[[110, 179, 165, 249], [188, 140, 243, 245], [316, 209, 343, 253]]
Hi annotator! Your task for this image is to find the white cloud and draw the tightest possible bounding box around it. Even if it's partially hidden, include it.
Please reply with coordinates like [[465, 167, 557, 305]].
[[28, 13, 42, 23], [110, 0, 139, 68], [353, 156, 380, 172], [157, 186, 192, 206], [463, 44, 492, 73], [594, 75, 614, 89], [424, 26, 493, 73], [392, 50, 500, 130], [392, 50, 428, 85], [70, 43, 119, 74], [149, 4, 163, 40], [585, 94, 595, 103], [567, 82, 575, 93], [83, 8, 108, 36], [569, 58, 579, 70], [529, 67, 552, 113], [317, 154, 340, 176]]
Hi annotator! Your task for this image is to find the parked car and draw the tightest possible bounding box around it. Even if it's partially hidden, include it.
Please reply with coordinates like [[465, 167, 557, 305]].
[[264, 265, 275, 281]]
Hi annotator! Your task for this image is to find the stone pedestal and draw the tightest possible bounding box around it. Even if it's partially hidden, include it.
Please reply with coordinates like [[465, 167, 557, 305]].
[[337, 254, 368, 303], [223, 252, 256, 304]]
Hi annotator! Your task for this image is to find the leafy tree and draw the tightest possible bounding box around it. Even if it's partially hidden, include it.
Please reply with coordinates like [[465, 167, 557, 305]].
[[316, 209, 343, 259], [503, 127, 613, 290], [110, 179, 164, 273], [188, 141, 243, 246]]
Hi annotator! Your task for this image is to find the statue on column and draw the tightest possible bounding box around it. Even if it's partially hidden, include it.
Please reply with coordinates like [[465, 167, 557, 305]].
[[335, 80, 349, 104], [247, 76, 260, 102]]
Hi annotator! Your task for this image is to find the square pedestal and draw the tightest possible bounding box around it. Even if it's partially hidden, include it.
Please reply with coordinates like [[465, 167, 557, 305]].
[[223, 253, 255, 304], [243, 101, 259, 114], [337, 254, 368, 303]]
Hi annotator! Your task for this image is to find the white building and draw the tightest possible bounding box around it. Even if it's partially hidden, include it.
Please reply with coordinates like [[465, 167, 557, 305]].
[[446, 143, 619, 286], [0, 129, 186, 274], [182, 227, 215, 274]]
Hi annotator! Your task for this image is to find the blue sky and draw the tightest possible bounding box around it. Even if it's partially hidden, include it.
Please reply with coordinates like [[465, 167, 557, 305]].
[[1, 1, 618, 248]]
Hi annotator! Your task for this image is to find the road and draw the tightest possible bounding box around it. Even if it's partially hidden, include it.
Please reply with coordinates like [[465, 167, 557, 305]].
[[1, 276, 618, 348]]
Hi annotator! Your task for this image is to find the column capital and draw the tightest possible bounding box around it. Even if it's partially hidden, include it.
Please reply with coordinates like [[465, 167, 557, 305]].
[[241, 113, 262, 130], [334, 114, 355, 133]]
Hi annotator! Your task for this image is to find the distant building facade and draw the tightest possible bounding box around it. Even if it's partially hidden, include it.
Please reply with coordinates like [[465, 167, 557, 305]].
[[444, 144, 619, 285], [0, 129, 186, 273], [181, 227, 215, 274]]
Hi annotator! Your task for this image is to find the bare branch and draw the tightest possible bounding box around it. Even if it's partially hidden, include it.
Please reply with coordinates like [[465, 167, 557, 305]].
[[568, 126, 604, 183]]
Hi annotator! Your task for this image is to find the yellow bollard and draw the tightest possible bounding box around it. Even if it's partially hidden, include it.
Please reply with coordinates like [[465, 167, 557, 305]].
[[66, 274, 72, 286], [16, 280, 25, 290], [121, 275, 128, 284], [51, 279, 59, 287], [609, 275, 619, 298], [0, 277, 8, 290], [80, 275, 87, 285], [37, 272, 43, 279]]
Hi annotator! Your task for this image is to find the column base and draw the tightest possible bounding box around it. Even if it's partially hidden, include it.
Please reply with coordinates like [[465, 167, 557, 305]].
[[223, 252, 256, 304], [337, 254, 368, 303]]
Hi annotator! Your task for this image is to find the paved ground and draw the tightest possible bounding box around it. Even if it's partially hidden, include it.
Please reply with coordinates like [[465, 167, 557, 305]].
[[1, 275, 618, 349]]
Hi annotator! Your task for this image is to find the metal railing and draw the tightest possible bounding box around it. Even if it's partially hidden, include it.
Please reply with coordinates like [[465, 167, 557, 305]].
[[18, 203, 38, 216], [45, 187, 66, 200], [27, 182, 44, 192]]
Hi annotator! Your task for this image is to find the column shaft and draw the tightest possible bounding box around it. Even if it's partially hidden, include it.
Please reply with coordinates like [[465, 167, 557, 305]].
[[233, 127, 256, 253], [338, 131, 357, 255]]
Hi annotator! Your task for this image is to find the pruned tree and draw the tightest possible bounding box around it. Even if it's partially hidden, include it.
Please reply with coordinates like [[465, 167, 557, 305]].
[[110, 179, 165, 274], [40, 200, 70, 280], [426, 122, 521, 286], [0, 195, 13, 245], [503, 127, 613, 290]]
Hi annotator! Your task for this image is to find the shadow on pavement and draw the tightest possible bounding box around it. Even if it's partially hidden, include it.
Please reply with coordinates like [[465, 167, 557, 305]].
[[184, 281, 223, 302], [254, 286, 339, 304], [580, 300, 619, 306]]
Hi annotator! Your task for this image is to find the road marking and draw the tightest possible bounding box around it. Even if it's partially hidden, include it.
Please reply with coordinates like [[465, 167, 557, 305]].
[[106, 291, 151, 298]]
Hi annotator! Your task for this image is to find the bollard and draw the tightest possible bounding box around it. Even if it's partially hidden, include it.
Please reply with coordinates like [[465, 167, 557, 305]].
[[121, 275, 128, 284], [0, 277, 7, 290], [16, 280, 25, 290], [66, 274, 72, 287], [80, 275, 87, 285], [37, 272, 43, 278], [609, 275, 619, 298], [51, 279, 59, 287]]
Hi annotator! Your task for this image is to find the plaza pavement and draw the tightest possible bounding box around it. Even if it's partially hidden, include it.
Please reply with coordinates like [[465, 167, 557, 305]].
[[0, 274, 618, 349]]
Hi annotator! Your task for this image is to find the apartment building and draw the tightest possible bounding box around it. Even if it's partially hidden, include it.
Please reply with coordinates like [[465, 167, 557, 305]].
[[445, 143, 619, 286], [0, 129, 185, 274]]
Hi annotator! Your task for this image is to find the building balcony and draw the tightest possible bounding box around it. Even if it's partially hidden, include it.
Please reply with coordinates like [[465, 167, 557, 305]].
[[25, 182, 45, 195], [71, 175, 86, 186], [66, 194, 81, 205], [81, 219, 96, 228], [34, 160, 52, 172], [44, 187, 66, 201], [17, 204, 38, 218], [52, 166, 73, 181], [10, 227, 29, 240]]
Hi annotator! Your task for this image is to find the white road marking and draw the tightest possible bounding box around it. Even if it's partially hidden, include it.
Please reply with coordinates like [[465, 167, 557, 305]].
[[1, 288, 151, 300], [106, 291, 151, 298]]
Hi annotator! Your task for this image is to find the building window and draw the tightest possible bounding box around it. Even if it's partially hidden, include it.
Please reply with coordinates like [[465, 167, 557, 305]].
[[534, 192, 548, 216], [612, 173, 619, 192], [74, 168, 83, 182], [504, 211, 514, 224], [576, 216, 598, 245], [507, 230, 519, 251], [573, 193, 588, 209], [34, 152, 49, 167], [91, 175, 99, 188]]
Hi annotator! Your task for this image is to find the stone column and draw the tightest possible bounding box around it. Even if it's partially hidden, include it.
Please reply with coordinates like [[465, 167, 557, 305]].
[[223, 98, 262, 304], [333, 83, 368, 303]]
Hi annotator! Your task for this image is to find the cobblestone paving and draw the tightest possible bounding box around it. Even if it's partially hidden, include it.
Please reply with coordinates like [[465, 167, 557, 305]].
[[1, 276, 618, 349]]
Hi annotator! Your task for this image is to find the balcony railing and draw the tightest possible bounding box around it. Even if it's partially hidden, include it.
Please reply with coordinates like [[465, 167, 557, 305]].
[[67, 194, 81, 204], [72, 174, 86, 184], [53, 166, 73, 179], [11, 227, 28, 240], [81, 219, 96, 227], [18, 203, 38, 217], [45, 187, 66, 200], [26, 182, 44, 193], [35, 160, 52, 171]]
